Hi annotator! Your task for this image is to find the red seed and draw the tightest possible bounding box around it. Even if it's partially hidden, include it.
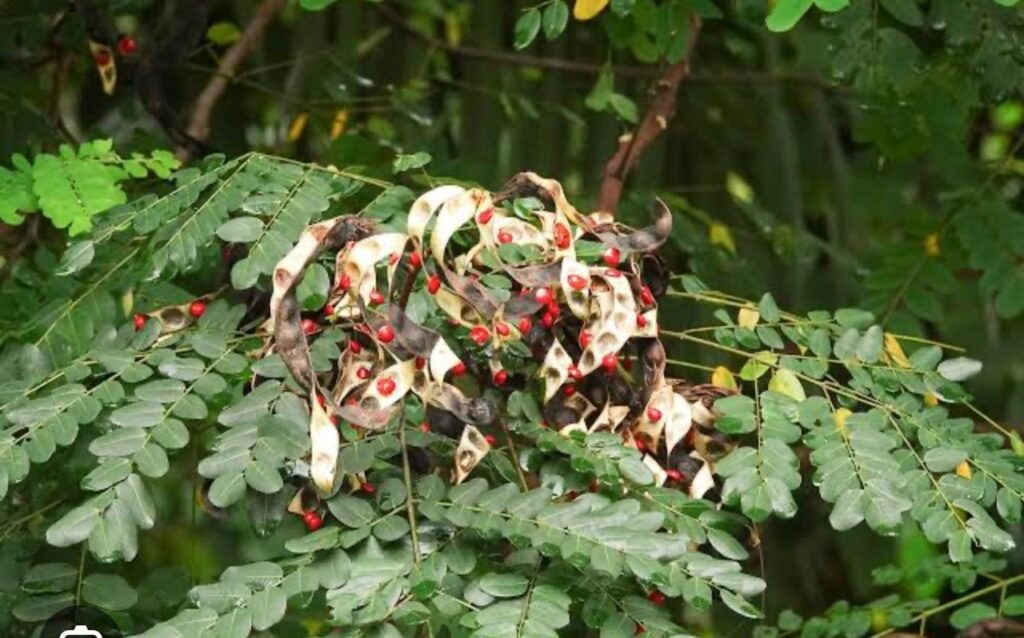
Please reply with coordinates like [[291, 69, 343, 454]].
[[635, 437, 647, 453], [188, 300, 206, 318], [493, 370, 508, 385], [349, 340, 362, 354], [623, 357, 633, 371], [376, 324, 395, 343], [361, 482, 376, 494], [518, 316, 532, 333], [370, 289, 385, 305], [330, 415, 340, 427], [93, 49, 111, 66], [640, 286, 655, 306], [647, 407, 662, 422], [647, 590, 666, 606], [356, 367, 370, 380], [377, 377, 396, 395], [534, 287, 553, 304], [420, 421, 430, 433], [324, 303, 335, 317], [470, 326, 490, 345], [546, 302, 561, 318], [317, 394, 327, 408], [563, 384, 576, 397], [339, 274, 352, 291], [568, 365, 582, 380], [579, 331, 592, 349], [567, 274, 587, 291], [484, 434, 497, 446], [541, 312, 555, 329], [388, 253, 400, 266], [116, 34, 137, 55], [133, 314, 146, 331], [427, 275, 442, 294], [634, 624, 645, 635], [303, 511, 323, 531], [566, 490, 580, 501], [477, 207, 493, 224], [415, 357, 426, 370], [601, 353, 617, 373], [602, 247, 621, 268], [301, 318, 318, 335], [605, 268, 621, 278], [666, 468, 683, 482], [409, 251, 422, 268], [636, 313, 647, 328], [452, 361, 467, 376], [495, 322, 510, 337], [497, 230, 514, 244], [553, 223, 571, 250]]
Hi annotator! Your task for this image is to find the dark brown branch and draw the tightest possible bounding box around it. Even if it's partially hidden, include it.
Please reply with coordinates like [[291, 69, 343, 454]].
[[598, 19, 702, 213], [178, 0, 286, 161]]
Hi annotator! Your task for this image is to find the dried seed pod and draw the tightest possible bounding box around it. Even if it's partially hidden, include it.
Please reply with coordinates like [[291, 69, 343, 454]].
[[408, 184, 467, 245], [642, 454, 669, 487], [663, 392, 693, 457], [309, 396, 340, 493], [540, 338, 573, 402], [453, 425, 491, 484], [593, 199, 673, 254]]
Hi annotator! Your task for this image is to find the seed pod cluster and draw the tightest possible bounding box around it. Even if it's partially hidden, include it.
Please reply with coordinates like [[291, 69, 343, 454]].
[[270, 172, 732, 503]]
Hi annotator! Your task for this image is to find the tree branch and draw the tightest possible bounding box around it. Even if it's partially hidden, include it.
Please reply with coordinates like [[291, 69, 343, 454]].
[[598, 18, 702, 214], [177, 0, 285, 161]]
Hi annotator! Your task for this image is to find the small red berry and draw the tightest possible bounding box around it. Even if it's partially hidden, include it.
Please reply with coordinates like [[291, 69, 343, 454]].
[[301, 318, 318, 335], [117, 35, 137, 56], [188, 300, 206, 318], [93, 49, 111, 66], [541, 312, 555, 329], [553, 223, 571, 250], [623, 357, 633, 371], [546, 302, 561, 318], [567, 365, 582, 380], [602, 247, 621, 268], [469, 326, 490, 345], [666, 468, 683, 482], [133, 314, 146, 331], [647, 590, 666, 606], [376, 324, 395, 343], [477, 207, 493, 224], [605, 268, 622, 278], [493, 370, 508, 386], [647, 407, 662, 422], [497, 230, 514, 244], [567, 274, 588, 291], [361, 482, 376, 494], [566, 490, 580, 501], [420, 421, 430, 433], [339, 274, 352, 291], [640, 286, 655, 306], [370, 289, 385, 305], [535, 287, 553, 304], [349, 340, 362, 354], [452, 361, 467, 376], [563, 384, 576, 397], [377, 377, 396, 395], [601, 353, 618, 373], [635, 437, 647, 453], [415, 356, 426, 370], [303, 511, 323, 532], [579, 331, 593, 349], [427, 275, 442, 294], [356, 367, 370, 380], [636, 313, 647, 328], [518, 316, 532, 333], [388, 253, 400, 266], [317, 393, 327, 408], [324, 303, 335, 317], [484, 434, 497, 446], [495, 322, 510, 337], [409, 251, 422, 268]]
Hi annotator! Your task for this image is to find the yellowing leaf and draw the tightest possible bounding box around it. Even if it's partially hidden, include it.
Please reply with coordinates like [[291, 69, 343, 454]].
[[573, 0, 610, 20], [288, 113, 309, 142], [737, 306, 760, 329], [207, 21, 242, 45], [834, 408, 851, 433], [726, 172, 754, 203], [883, 333, 911, 368], [923, 233, 940, 257], [709, 223, 736, 255], [711, 366, 737, 390], [955, 461, 972, 479], [923, 392, 939, 407], [768, 368, 806, 401], [1010, 432, 1024, 458], [331, 109, 349, 140]]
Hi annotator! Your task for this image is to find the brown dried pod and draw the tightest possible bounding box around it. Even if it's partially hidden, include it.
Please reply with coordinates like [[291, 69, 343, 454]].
[[453, 424, 491, 484], [593, 199, 673, 254]]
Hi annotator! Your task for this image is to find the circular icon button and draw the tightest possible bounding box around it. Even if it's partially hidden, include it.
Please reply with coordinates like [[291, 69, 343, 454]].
[[38, 605, 122, 638]]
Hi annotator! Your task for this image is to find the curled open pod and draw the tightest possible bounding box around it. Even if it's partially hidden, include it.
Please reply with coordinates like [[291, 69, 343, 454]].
[[408, 184, 467, 246], [434, 383, 497, 426], [634, 385, 673, 448], [589, 402, 630, 433], [504, 261, 562, 288], [593, 199, 673, 254], [361, 358, 416, 409], [642, 454, 668, 487], [663, 391, 694, 457], [342, 233, 408, 304], [434, 286, 482, 327], [491, 214, 548, 249], [335, 402, 397, 430], [453, 424, 491, 484], [560, 257, 592, 318], [688, 452, 716, 499], [439, 262, 499, 319], [541, 338, 573, 402], [431, 189, 489, 262], [309, 397, 340, 494]]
